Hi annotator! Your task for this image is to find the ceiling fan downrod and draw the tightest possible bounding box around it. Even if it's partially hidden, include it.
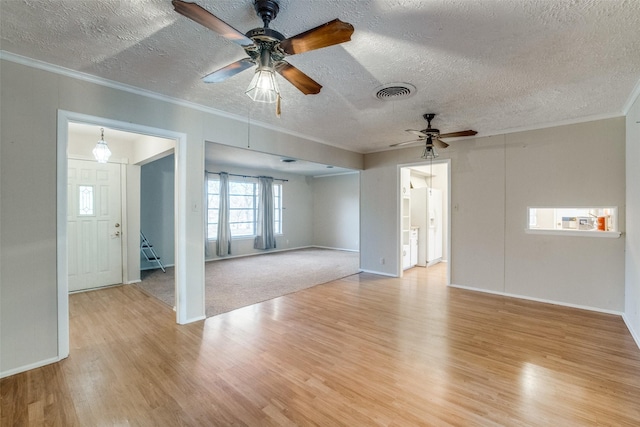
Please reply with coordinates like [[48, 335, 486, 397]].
[[254, 0, 280, 28]]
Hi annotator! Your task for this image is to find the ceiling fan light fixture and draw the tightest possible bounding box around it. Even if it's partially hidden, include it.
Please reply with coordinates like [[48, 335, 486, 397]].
[[246, 68, 280, 103], [92, 128, 112, 164], [246, 49, 279, 103], [421, 145, 438, 160]]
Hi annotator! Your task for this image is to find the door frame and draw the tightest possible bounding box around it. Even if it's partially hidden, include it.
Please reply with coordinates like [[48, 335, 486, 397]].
[[57, 110, 188, 359], [397, 159, 452, 284]]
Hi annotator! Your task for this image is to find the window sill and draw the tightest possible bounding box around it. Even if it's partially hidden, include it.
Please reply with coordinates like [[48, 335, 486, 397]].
[[525, 229, 622, 238]]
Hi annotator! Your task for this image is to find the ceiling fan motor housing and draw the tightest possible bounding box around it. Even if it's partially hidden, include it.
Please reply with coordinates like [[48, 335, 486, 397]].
[[254, 0, 280, 28], [423, 113, 439, 135]]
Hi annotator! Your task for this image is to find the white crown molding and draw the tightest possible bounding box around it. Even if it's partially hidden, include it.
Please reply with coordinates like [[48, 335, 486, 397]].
[[0, 50, 358, 153], [475, 111, 625, 139]]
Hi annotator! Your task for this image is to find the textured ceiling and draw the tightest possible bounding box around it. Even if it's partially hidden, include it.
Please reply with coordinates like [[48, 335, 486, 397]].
[[2, 0, 640, 154]]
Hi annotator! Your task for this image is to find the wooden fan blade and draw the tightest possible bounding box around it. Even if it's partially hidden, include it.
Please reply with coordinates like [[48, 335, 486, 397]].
[[433, 138, 449, 149], [275, 62, 322, 95], [406, 129, 428, 137], [202, 58, 255, 83], [439, 130, 477, 138], [172, 0, 255, 48], [390, 139, 423, 148], [278, 19, 354, 55]]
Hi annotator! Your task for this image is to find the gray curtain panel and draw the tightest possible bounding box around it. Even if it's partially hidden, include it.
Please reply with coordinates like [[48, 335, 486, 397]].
[[254, 176, 276, 250], [216, 172, 232, 256]]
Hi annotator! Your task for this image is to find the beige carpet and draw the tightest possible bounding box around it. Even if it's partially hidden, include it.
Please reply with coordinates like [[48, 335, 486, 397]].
[[137, 248, 360, 317]]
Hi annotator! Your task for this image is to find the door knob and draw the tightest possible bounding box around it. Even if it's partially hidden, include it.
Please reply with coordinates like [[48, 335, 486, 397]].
[[115, 223, 120, 228]]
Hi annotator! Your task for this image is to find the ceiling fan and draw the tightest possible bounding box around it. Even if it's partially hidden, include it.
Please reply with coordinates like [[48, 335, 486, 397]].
[[172, 0, 354, 106], [390, 114, 477, 152]]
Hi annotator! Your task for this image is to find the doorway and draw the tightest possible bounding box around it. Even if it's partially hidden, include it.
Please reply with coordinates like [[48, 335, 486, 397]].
[[57, 110, 187, 360], [399, 160, 451, 281]]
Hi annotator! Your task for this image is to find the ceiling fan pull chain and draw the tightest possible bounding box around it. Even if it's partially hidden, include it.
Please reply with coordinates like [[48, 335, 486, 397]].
[[276, 94, 281, 118]]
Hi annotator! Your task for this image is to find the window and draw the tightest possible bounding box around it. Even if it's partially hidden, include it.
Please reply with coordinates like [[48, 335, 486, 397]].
[[273, 183, 282, 234], [207, 177, 282, 240]]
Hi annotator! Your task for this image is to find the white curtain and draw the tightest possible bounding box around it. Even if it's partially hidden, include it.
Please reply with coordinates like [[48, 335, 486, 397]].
[[216, 172, 232, 256], [254, 176, 276, 250]]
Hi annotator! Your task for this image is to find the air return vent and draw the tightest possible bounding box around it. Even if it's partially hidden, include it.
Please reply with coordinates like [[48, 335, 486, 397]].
[[374, 83, 416, 101]]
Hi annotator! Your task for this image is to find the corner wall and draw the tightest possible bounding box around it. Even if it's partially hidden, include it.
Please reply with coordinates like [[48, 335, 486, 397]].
[[141, 155, 176, 269]]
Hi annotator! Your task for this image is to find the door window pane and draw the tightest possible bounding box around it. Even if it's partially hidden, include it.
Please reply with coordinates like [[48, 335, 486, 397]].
[[79, 185, 94, 216]]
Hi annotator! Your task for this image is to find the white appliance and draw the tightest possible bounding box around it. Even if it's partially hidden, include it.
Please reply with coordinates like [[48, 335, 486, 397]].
[[410, 187, 443, 266], [410, 228, 419, 266]]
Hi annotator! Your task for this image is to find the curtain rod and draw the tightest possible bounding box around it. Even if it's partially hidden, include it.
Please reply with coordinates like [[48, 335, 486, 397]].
[[206, 171, 288, 182]]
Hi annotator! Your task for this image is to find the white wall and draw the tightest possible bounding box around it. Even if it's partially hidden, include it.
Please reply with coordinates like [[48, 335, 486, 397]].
[[0, 57, 362, 377], [504, 122, 625, 310], [312, 173, 360, 251], [204, 164, 314, 259], [1, 61, 60, 373], [361, 118, 626, 312], [625, 91, 640, 344], [141, 154, 175, 269], [361, 152, 404, 275]]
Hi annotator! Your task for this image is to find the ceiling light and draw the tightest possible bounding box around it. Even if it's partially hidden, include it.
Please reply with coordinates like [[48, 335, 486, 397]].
[[246, 49, 279, 103], [421, 144, 438, 160], [92, 128, 112, 163]]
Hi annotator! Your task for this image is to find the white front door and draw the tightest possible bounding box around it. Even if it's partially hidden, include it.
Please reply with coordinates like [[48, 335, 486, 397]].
[[68, 159, 123, 291]]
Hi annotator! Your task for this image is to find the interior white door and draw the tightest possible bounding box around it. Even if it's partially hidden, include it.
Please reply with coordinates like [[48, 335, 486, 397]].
[[68, 159, 123, 291]]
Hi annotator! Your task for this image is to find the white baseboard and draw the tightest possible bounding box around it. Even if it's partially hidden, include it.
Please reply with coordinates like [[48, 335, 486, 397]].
[[449, 283, 624, 316], [1, 356, 62, 379], [179, 315, 206, 324], [204, 245, 360, 263], [125, 279, 142, 284], [205, 245, 314, 262], [622, 314, 640, 350], [312, 245, 359, 253], [359, 269, 396, 277], [141, 263, 175, 271]]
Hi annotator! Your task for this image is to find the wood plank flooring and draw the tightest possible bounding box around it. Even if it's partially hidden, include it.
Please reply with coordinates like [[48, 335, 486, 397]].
[[3, 264, 640, 426]]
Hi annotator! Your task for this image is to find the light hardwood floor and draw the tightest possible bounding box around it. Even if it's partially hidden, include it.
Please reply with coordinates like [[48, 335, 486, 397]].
[[2, 264, 640, 426]]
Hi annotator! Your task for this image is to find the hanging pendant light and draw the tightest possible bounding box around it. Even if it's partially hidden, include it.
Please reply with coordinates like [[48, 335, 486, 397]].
[[92, 128, 112, 164]]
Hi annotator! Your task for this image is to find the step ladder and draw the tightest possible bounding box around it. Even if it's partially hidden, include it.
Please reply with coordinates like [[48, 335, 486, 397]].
[[140, 231, 165, 273]]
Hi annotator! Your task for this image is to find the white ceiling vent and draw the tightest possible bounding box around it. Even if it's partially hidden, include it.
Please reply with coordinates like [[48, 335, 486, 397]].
[[374, 83, 416, 101]]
